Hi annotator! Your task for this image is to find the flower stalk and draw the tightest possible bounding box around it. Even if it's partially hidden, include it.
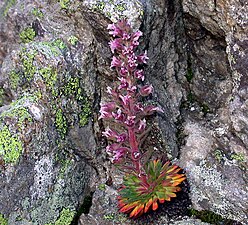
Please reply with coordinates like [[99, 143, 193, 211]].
[[100, 19, 186, 218]]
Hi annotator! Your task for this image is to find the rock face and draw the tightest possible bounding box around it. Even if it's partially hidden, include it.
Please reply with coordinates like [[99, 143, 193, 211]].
[[0, 0, 247, 225]]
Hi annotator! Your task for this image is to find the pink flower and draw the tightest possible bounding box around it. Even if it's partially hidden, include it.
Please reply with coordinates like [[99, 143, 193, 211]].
[[137, 119, 146, 132], [112, 109, 125, 122], [119, 95, 131, 106], [125, 116, 136, 127], [118, 77, 129, 90], [117, 133, 128, 142], [109, 39, 123, 53], [127, 85, 137, 93], [122, 32, 131, 40], [99, 102, 116, 119], [143, 105, 164, 115], [102, 127, 118, 139], [111, 147, 129, 163], [119, 67, 128, 77], [106, 143, 120, 153], [137, 50, 149, 64], [111, 56, 122, 68], [134, 69, 144, 81], [134, 103, 144, 113], [132, 30, 142, 41], [139, 85, 153, 96], [107, 24, 122, 37]]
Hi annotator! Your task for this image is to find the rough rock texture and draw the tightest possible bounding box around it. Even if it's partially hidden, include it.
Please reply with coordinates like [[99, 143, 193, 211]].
[[0, 0, 247, 225], [180, 0, 248, 224]]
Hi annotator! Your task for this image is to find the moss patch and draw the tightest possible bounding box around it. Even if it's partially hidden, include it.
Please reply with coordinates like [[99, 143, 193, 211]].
[[32, 8, 44, 18], [20, 48, 37, 82], [3, 0, 16, 16], [0, 213, 8, 225], [55, 108, 68, 138], [39, 67, 58, 96], [189, 209, 224, 224], [59, 0, 70, 9], [20, 27, 36, 43], [0, 125, 23, 164], [46, 208, 75, 225]]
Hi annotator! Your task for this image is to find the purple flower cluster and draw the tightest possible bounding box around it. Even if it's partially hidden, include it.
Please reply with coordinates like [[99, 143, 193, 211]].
[[100, 20, 162, 172]]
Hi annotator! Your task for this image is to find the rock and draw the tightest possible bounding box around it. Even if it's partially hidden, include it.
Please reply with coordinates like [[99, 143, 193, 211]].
[[0, 0, 247, 224]]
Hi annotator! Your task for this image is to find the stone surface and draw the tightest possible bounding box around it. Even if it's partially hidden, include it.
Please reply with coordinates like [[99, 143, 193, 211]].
[[0, 0, 247, 225]]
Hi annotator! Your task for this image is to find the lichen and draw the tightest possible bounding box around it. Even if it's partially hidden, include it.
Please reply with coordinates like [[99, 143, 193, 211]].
[[230, 153, 245, 162], [20, 48, 37, 82], [45, 208, 75, 225], [3, 0, 16, 16], [19, 27, 36, 43], [55, 108, 67, 138], [0, 88, 4, 106], [0, 125, 23, 164], [58, 0, 70, 9], [9, 70, 20, 90], [68, 36, 78, 46], [32, 8, 44, 18], [53, 38, 67, 50], [79, 98, 91, 127], [39, 67, 58, 96], [98, 183, 106, 191], [188, 209, 224, 224], [0, 213, 8, 225]]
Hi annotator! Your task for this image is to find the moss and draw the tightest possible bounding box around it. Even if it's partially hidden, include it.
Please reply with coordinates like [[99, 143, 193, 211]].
[[3, 0, 16, 16], [55, 109, 67, 138], [39, 67, 58, 96], [19, 27, 36, 43], [188, 209, 224, 224], [59, 159, 71, 179], [1, 98, 33, 129], [0, 125, 23, 164], [114, 3, 126, 12], [230, 153, 245, 162], [92, 1, 105, 11], [45, 208, 75, 225], [186, 67, 193, 82], [59, 0, 70, 9], [0, 213, 8, 225], [214, 149, 223, 162], [20, 49, 37, 82], [68, 36, 78, 46], [32, 8, 44, 18], [9, 70, 20, 90], [104, 213, 115, 220], [53, 38, 67, 50], [0, 88, 4, 106], [79, 98, 91, 127], [98, 183, 106, 191]]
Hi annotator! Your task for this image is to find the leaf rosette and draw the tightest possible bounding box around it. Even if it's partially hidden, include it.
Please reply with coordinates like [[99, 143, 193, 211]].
[[118, 159, 186, 218]]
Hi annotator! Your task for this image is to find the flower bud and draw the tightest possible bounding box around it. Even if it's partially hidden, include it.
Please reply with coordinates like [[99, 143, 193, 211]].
[[99, 102, 116, 119], [134, 69, 144, 81], [137, 50, 149, 64], [111, 56, 122, 68], [102, 127, 118, 139], [143, 105, 164, 115], [139, 85, 153, 96]]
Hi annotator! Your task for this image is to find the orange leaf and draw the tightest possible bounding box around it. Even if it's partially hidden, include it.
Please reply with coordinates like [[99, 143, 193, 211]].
[[119, 201, 139, 213], [152, 200, 158, 211], [144, 198, 153, 213], [129, 204, 144, 218], [159, 199, 165, 203]]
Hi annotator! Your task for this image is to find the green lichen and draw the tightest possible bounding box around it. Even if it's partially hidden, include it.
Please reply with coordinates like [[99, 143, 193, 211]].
[[20, 49, 37, 82], [39, 67, 58, 96], [79, 98, 91, 127], [59, 0, 70, 9], [53, 38, 67, 50], [55, 109, 67, 138], [230, 153, 245, 162], [0, 88, 4, 106], [68, 36, 78, 46], [46, 208, 75, 225], [59, 159, 71, 179], [0, 125, 23, 164], [188, 209, 224, 224], [214, 149, 223, 162], [1, 98, 33, 129], [114, 3, 126, 12], [98, 183, 106, 191], [104, 213, 115, 220], [19, 27, 36, 43], [92, 1, 105, 11], [9, 70, 20, 89], [32, 8, 44, 18], [3, 0, 16, 16], [0, 213, 8, 225]]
